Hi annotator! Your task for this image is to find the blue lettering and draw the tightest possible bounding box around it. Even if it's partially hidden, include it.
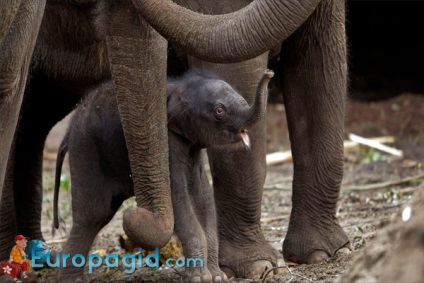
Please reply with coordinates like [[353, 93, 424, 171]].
[[31, 248, 44, 268], [105, 254, 119, 268], [72, 254, 86, 268], [122, 254, 136, 274], [88, 254, 103, 274], [138, 248, 143, 267], [176, 258, 185, 268], [186, 258, 204, 268], [145, 248, 159, 268], [62, 253, 70, 267], [166, 258, 174, 267], [46, 252, 61, 268]]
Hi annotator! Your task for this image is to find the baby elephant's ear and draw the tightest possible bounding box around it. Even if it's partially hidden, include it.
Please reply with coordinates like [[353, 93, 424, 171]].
[[168, 112, 195, 144], [167, 82, 186, 137], [167, 81, 184, 97], [167, 82, 183, 118]]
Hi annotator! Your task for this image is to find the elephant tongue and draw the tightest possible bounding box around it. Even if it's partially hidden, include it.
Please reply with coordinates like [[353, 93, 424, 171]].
[[241, 130, 250, 149]]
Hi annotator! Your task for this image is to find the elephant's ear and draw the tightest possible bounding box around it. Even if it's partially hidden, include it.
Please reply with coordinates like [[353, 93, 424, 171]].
[[167, 82, 185, 135], [167, 83, 195, 143], [167, 81, 183, 97]]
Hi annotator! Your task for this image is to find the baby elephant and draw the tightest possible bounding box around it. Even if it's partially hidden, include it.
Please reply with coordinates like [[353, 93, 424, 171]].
[[54, 69, 273, 282]]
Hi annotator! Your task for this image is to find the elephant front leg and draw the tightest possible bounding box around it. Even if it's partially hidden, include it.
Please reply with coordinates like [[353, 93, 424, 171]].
[[0, 0, 46, 197], [0, 154, 18, 260], [190, 161, 227, 282], [172, 189, 212, 282], [280, 0, 350, 264], [169, 153, 213, 282], [208, 123, 284, 279], [0, 0, 46, 260], [190, 54, 284, 279]]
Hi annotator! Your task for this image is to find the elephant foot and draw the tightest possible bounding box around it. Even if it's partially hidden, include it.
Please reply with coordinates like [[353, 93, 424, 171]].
[[297, 245, 351, 265], [282, 216, 350, 264], [218, 237, 285, 279], [183, 267, 212, 283], [207, 265, 228, 282], [183, 266, 229, 282]]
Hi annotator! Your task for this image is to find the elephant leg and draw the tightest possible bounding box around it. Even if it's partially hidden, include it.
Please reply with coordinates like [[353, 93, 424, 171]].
[[57, 151, 124, 282], [0, 148, 18, 260], [13, 80, 80, 240], [280, 0, 349, 264], [190, 154, 227, 282], [0, 0, 46, 196], [170, 158, 213, 282], [0, 0, 46, 260], [191, 192, 227, 282], [188, 54, 283, 279], [57, 206, 121, 283]]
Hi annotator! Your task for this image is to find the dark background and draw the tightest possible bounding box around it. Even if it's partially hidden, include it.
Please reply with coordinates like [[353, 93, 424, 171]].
[[167, 1, 424, 102], [347, 0, 424, 100]]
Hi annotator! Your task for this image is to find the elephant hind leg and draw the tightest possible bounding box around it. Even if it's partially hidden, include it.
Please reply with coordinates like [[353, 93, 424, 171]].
[[280, 0, 350, 264], [57, 173, 124, 282], [13, 80, 80, 240]]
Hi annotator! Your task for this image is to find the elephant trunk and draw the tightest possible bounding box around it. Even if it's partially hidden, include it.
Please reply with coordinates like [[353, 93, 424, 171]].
[[243, 69, 273, 131], [106, 1, 173, 250], [132, 0, 321, 63]]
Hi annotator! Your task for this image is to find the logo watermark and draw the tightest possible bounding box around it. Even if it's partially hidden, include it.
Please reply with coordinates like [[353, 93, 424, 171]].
[[32, 248, 203, 274]]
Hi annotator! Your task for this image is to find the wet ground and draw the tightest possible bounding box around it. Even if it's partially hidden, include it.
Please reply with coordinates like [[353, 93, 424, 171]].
[[12, 93, 424, 282]]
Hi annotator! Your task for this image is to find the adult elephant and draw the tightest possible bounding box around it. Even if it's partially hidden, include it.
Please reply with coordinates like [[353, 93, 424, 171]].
[[138, 0, 350, 278], [0, 0, 326, 274]]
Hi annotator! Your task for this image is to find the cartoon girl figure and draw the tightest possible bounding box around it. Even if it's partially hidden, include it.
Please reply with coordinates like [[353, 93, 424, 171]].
[[9, 235, 30, 282]]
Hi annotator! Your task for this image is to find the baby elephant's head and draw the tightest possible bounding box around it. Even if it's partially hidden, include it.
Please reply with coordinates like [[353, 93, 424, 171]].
[[167, 69, 273, 149]]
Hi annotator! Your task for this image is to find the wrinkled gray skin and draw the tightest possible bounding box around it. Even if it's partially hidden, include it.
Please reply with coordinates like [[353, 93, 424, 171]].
[[53, 69, 273, 283], [141, 0, 350, 278], [0, 0, 347, 280]]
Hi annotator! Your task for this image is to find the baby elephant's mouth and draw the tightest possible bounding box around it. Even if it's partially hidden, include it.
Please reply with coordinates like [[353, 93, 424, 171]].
[[240, 129, 251, 149]]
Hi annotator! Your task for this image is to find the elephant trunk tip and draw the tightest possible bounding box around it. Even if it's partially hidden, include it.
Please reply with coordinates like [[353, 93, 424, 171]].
[[242, 69, 274, 131], [123, 206, 174, 250], [263, 69, 275, 79]]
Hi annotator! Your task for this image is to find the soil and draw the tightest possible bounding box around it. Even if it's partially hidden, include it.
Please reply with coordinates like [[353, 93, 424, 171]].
[[10, 93, 424, 282]]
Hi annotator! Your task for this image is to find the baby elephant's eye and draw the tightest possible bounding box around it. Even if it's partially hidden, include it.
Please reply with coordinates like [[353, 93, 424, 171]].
[[213, 104, 226, 120]]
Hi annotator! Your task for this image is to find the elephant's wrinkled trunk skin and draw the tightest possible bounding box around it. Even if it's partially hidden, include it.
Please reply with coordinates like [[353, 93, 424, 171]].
[[243, 69, 273, 131], [132, 0, 321, 63], [106, 1, 173, 250], [123, 205, 173, 250]]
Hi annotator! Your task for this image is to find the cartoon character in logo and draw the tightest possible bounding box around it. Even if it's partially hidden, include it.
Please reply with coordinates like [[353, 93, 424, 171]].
[[9, 235, 30, 282]]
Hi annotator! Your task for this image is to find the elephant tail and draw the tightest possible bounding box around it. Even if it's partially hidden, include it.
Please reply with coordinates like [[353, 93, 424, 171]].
[[53, 131, 70, 230]]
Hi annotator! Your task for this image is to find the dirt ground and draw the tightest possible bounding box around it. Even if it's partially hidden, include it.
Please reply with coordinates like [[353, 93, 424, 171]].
[[18, 93, 424, 282]]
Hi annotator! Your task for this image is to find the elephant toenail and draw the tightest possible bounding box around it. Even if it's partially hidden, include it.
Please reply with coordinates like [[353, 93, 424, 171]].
[[336, 247, 352, 258], [246, 260, 273, 279], [187, 276, 202, 283], [213, 272, 228, 282], [274, 259, 288, 274], [220, 266, 235, 279], [202, 274, 212, 282], [307, 250, 329, 264]]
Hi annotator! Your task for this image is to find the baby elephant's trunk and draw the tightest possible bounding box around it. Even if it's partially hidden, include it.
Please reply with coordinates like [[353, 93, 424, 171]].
[[243, 69, 274, 130]]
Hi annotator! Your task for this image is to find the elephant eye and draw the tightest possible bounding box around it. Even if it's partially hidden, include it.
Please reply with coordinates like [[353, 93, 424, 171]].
[[213, 104, 226, 120]]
